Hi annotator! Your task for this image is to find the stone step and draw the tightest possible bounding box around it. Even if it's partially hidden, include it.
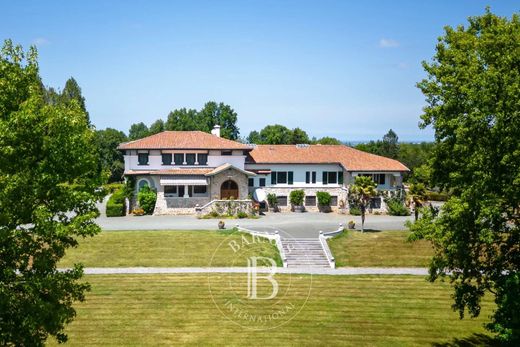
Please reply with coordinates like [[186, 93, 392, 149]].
[[281, 238, 332, 268]]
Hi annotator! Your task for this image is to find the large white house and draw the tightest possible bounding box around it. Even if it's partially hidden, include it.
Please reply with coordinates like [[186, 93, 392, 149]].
[[118, 126, 409, 215]]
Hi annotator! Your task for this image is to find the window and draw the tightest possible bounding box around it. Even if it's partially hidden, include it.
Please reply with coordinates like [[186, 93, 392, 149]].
[[198, 153, 208, 165], [322, 171, 342, 185], [186, 153, 196, 165], [248, 178, 254, 187], [306, 171, 317, 184], [305, 196, 316, 206], [164, 185, 177, 196], [138, 179, 149, 190], [270, 171, 293, 185], [193, 186, 207, 194], [174, 153, 184, 165], [330, 196, 338, 206], [374, 174, 386, 185], [259, 178, 266, 187], [277, 196, 287, 206], [370, 197, 382, 209], [222, 150, 232, 156], [161, 153, 172, 165], [277, 172, 287, 184], [137, 153, 149, 165]]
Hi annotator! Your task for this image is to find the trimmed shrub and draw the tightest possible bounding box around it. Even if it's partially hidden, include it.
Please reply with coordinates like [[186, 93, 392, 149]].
[[237, 211, 248, 219], [317, 191, 331, 206], [349, 206, 361, 216], [386, 199, 411, 216], [103, 183, 124, 194], [138, 186, 157, 215], [106, 187, 126, 217], [289, 189, 305, 206]]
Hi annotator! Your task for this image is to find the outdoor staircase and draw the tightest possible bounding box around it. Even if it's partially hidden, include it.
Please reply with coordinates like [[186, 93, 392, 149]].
[[281, 239, 331, 268]]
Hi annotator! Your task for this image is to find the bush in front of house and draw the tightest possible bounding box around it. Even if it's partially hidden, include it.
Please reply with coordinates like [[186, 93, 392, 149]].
[[426, 190, 449, 201], [289, 189, 305, 206], [267, 193, 278, 211], [138, 186, 157, 215], [316, 191, 332, 212], [386, 199, 411, 216], [349, 205, 361, 216], [106, 187, 126, 217]]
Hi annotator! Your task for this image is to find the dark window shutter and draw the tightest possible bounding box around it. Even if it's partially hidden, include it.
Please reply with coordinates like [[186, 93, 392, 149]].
[[271, 172, 277, 185], [338, 171, 344, 184], [322, 171, 328, 185], [305, 171, 310, 184], [288, 172, 294, 185], [312, 171, 316, 183]]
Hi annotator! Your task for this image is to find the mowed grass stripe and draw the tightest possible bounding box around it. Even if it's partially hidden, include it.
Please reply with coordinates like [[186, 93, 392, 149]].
[[48, 275, 492, 346], [60, 230, 281, 267], [328, 230, 433, 267]]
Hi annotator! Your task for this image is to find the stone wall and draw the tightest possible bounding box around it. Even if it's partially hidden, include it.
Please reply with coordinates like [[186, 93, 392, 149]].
[[154, 192, 210, 215], [262, 187, 349, 212], [209, 167, 249, 200], [196, 199, 253, 216]]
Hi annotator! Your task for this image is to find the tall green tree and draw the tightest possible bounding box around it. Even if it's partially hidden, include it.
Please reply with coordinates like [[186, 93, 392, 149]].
[[165, 108, 199, 132], [314, 136, 342, 145], [95, 128, 127, 183], [149, 119, 165, 135], [0, 40, 101, 345], [198, 101, 239, 140], [349, 176, 377, 232], [60, 77, 89, 124], [409, 10, 520, 344], [380, 129, 399, 159], [128, 122, 150, 140], [290, 127, 310, 144]]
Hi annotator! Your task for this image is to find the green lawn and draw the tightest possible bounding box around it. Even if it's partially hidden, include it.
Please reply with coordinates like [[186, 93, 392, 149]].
[[60, 230, 281, 267], [48, 275, 494, 346], [328, 231, 434, 267]]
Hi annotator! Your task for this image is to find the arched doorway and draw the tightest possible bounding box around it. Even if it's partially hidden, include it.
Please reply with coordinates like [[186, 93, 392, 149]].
[[221, 180, 239, 199]]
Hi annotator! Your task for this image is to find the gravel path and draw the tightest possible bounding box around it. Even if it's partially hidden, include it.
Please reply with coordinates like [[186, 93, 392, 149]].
[[78, 267, 429, 276]]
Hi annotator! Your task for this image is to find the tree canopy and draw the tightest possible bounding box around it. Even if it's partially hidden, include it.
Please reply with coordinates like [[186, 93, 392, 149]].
[[409, 9, 520, 344], [95, 128, 127, 183], [348, 176, 377, 232], [0, 40, 102, 345], [246, 124, 341, 145]]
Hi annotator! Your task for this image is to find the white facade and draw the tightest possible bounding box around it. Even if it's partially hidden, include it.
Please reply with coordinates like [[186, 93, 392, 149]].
[[124, 149, 246, 171]]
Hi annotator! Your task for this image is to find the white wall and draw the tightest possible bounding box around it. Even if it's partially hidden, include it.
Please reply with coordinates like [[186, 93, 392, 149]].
[[124, 149, 246, 171], [245, 163, 345, 188]]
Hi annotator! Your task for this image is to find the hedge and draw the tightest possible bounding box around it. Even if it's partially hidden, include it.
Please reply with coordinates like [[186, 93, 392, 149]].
[[426, 191, 449, 201], [106, 188, 126, 217]]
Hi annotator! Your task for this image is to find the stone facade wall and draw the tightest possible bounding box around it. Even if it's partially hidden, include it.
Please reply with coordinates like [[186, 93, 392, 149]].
[[262, 187, 349, 212], [209, 168, 249, 200], [196, 199, 253, 216], [154, 192, 210, 215]]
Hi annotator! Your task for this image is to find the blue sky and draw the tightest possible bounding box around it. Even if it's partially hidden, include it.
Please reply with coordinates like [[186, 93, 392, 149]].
[[1, 1, 518, 141]]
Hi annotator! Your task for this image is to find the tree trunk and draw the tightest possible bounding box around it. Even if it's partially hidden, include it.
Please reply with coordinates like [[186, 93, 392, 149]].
[[414, 208, 419, 221], [361, 206, 366, 232]]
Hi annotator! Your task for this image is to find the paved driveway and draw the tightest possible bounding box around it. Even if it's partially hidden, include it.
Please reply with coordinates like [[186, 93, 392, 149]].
[[96, 211, 412, 239]]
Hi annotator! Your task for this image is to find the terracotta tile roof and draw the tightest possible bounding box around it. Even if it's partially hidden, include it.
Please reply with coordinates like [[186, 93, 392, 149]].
[[118, 131, 250, 150], [125, 168, 213, 175], [248, 145, 409, 172], [206, 163, 256, 176]]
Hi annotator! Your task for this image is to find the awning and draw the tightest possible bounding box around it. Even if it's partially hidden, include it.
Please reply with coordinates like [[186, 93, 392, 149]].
[[160, 176, 208, 186]]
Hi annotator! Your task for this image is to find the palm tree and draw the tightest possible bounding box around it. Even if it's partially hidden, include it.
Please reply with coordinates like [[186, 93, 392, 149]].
[[408, 183, 428, 221], [349, 176, 377, 232]]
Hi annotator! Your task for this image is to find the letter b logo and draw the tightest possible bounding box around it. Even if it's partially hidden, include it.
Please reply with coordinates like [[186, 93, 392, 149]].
[[247, 257, 279, 300]]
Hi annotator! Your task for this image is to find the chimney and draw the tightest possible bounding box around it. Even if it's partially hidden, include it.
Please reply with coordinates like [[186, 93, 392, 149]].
[[211, 125, 221, 137]]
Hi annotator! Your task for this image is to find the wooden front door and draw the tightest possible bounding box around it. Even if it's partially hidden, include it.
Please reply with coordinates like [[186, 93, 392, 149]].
[[221, 180, 239, 199]]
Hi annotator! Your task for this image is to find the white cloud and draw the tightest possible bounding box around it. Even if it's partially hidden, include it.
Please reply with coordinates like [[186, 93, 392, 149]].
[[379, 38, 399, 48], [32, 37, 50, 46]]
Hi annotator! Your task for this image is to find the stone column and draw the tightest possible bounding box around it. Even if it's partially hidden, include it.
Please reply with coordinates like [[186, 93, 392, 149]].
[[184, 185, 189, 198]]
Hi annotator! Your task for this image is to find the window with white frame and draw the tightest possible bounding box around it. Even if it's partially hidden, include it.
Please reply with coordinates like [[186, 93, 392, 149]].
[[271, 171, 294, 185], [322, 171, 343, 185]]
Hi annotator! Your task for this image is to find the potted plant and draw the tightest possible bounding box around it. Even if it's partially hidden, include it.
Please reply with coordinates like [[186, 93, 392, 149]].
[[266, 193, 278, 212], [289, 189, 305, 213], [316, 191, 332, 213], [218, 220, 225, 229], [348, 220, 356, 229]]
